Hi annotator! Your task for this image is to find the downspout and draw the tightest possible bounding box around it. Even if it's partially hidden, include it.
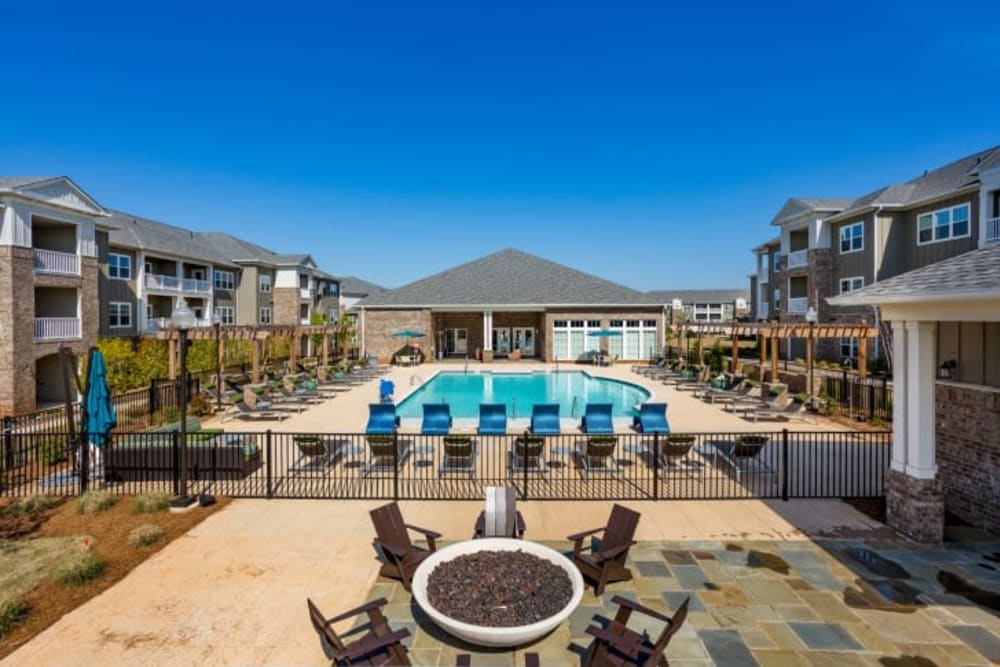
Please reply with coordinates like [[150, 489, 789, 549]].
[[872, 206, 883, 361]]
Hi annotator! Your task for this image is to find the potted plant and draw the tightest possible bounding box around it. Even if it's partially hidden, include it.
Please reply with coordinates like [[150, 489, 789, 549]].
[[585, 435, 617, 458], [733, 434, 769, 457], [293, 434, 326, 457], [366, 434, 397, 458]]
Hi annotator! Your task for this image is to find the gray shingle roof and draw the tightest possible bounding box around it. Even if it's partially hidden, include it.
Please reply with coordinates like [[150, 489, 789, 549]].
[[360, 248, 657, 307], [108, 211, 239, 267], [339, 276, 386, 297], [646, 289, 750, 305], [828, 244, 1000, 306], [770, 197, 853, 226]]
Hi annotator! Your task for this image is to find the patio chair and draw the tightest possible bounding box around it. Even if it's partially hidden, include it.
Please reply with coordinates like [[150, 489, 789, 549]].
[[438, 435, 477, 478], [576, 435, 620, 480], [275, 385, 324, 405], [580, 403, 614, 434], [656, 435, 703, 477], [529, 403, 561, 435], [307, 597, 411, 666], [378, 378, 395, 403], [230, 400, 288, 422], [477, 403, 507, 435], [289, 435, 341, 476], [364, 434, 412, 476], [709, 435, 775, 479], [739, 399, 805, 424], [366, 404, 401, 434], [508, 435, 548, 477], [369, 501, 440, 592], [567, 503, 640, 595], [421, 403, 453, 435], [632, 403, 669, 434], [583, 595, 690, 667], [474, 486, 526, 538]]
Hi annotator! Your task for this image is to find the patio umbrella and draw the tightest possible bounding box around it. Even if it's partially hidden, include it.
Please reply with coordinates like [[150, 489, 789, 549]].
[[83, 349, 117, 472], [391, 329, 426, 352], [588, 329, 622, 360]]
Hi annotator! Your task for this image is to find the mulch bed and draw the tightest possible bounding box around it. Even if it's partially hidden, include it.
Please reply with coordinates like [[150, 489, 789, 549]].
[[0, 494, 229, 658], [426, 550, 573, 627]]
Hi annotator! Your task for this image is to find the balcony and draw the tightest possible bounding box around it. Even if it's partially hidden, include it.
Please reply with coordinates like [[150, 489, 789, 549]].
[[144, 273, 212, 295], [786, 249, 809, 269], [758, 304, 769, 319], [987, 217, 1000, 244], [33, 249, 81, 276], [786, 297, 808, 315], [300, 287, 313, 300], [144, 317, 214, 333], [34, 317, 81, 341]]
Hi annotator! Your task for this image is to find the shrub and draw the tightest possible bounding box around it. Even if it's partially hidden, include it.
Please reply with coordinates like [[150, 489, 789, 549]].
[[133, 493, 171, 514], [793, 393, 810, 404], [5, 495, 59, 515], [77, 490, 116, 514], [57, 552, 105, 587], [127, 523, 164, 548], [188, 392, 213, 416], [39, 440, 69, 466], [0, 597, 29, 639]]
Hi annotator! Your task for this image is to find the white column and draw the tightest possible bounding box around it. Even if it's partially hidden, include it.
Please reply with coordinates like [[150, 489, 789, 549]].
[[136, 251, 147, 334], [483, 310, 493, 351], [891, 320, 908, 473], [905, 321, 937, 479]]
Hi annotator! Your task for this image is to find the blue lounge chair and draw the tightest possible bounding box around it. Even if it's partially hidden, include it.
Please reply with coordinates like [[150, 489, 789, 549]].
[[366, 403, 400, 434], [379, 379, 395, 403], [421, 404, 453, 435], [477, 403, 507, 435], [529, 404, 561, 435], [580, 403, 614, 434], [632, 403, 669, 434]]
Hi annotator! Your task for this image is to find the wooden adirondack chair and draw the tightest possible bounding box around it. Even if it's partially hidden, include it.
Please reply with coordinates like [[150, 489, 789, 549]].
[[370, 502, 441, 592], [584, 595, 690, 666], [307, 597, 411, 666], [567, 504, 641, 595]]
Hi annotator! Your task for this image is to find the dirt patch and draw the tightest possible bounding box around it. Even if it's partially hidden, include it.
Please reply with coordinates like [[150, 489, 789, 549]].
[[0, 495, 229, 658], [843, 497, 887, 524]]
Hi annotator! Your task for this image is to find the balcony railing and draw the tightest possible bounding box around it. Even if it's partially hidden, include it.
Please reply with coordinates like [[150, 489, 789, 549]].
[[300, 287, 313, 299], [33, 249, 80, 276], [144, 317, 214, 333], [144, 273, 212, 294], [34, 317, 81, 341], [786, 249, 809, 269], [986, 217, 1000, 244], [787, 297, 809, 315]]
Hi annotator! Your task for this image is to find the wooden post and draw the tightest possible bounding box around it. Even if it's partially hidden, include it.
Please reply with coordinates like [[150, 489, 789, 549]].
[[168, 336, 178, 380], [760, 329, 767, 370], [696, 335, 704, 366], [322, 333, 330, 366], [252, 338, 261, 384], [770, 333, 779, 380], [858, 335, 868, 379], [806, 330, 814, 395], [289, 331, 298, 372], [731, 332, 740, 374]]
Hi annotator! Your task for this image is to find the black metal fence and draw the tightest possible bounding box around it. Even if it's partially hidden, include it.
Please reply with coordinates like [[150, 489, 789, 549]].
[[1, 429, 891, 502], [821, 374, 892, 422]]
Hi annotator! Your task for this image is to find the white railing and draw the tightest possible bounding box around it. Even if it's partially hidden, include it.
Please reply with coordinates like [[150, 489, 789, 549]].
[[300, 317, 311, 325], [34, 317, 81, 340], [33, 249, 80, 275], [144, 274, 212, 294], [986, 217, 1000, 244], [787, 297, 808, 315], [144, 317, 214, 333], [300, 287, 313, 299], [786, 249, 809, 269]]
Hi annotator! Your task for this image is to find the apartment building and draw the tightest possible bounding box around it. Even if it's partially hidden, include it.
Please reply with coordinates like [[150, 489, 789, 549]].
[[0, 178, 341, 415], [647, 289, 750, 324], [749, 237, 781, 321], [751, 144, 1000, 365]]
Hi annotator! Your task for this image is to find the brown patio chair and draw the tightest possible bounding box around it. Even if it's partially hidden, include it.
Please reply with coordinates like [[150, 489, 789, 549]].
[[370, 502, 441, 592], [584, 595, 690, 667], [567, 503, 641, 595], [307, 597, 410, 666]]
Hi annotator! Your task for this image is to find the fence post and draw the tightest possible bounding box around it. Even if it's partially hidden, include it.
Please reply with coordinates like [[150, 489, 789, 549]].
[[523, 430, 530, 501], [149, 379, 158, 418], [781, 428, 789, 502], [266, 430, 273, 499], [882, 375, 889, 419], [652, 432, 660, 501], [393, 430, 400, 501], [172, 429, 180, 496], [867, 378, 876, 420], [2, 416, 12, 475]]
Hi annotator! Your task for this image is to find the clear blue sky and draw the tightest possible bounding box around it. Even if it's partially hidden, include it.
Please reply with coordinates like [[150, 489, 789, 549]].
[[2, 1, 997, 291]]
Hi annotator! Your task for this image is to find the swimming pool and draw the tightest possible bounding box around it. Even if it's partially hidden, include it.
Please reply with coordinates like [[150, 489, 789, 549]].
[[396, 371, 651, 420]]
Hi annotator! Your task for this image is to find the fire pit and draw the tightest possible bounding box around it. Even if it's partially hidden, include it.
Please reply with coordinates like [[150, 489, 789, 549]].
[[411, 538, 584, 647]]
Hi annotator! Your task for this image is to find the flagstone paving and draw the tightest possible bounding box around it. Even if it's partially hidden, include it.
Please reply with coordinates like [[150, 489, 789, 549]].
[[366, 537, 1000, 666]]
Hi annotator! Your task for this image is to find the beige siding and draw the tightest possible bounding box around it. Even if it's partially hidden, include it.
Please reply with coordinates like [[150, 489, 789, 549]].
[[235, 266, 258, 325]]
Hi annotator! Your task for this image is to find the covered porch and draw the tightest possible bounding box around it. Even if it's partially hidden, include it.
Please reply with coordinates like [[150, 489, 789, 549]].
[[432, 310, 544, 361]]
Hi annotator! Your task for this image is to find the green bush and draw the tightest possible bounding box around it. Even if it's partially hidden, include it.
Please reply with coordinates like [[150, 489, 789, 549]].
[[793, 393, 810, 404], [0, 597, 29, 639], [77, 490, 116, 514], [57, 552, 105, 587], [133, 493, 171, 514], [127, 523, 164, 548], [5, 495, 59, 515], [39, 440, 69, 466]]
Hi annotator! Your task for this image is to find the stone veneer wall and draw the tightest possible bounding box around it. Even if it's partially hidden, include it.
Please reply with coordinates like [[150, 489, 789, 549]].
[[365, 309, 433, 363], [886, 469, 944, 543], [272, 287, 301, 326], [935, 382, 1000, 534]]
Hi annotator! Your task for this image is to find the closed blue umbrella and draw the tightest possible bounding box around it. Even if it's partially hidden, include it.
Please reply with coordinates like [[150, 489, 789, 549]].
[[587, 329, 622, 338], [85, 350, 117, 449]]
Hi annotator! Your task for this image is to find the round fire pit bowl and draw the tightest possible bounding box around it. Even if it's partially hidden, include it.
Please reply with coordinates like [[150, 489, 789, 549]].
[[411, 538, 584, 647]]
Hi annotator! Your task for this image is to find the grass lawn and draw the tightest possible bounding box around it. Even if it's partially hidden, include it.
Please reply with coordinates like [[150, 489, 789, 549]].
[[0, 492, 229, 658]]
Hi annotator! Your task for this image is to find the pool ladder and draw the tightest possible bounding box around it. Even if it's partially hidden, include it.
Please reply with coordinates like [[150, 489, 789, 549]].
[[410, 375, 423, 386]]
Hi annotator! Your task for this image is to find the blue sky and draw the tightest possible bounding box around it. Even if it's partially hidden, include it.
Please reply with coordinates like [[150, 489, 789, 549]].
[[1, 1, 997, 290]]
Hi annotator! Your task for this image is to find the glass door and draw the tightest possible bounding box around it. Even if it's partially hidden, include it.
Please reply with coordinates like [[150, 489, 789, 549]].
[[513, 328, 535, 356], [493, 328, 511, 355], [444, 329, 468, 355]]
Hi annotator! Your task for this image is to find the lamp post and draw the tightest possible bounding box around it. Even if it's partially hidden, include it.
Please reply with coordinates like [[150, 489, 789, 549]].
[[213, 313, 223, 413], [170, 298, 197, 508], [805, 306, 818, 396]]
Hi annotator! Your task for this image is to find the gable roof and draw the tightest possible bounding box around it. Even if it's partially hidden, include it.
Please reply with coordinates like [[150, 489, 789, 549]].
[[0, 176, 59, 190], [0, 176, 108, 217], [770, 197, 853, 226], [646, 289, 750, 305], [360, 248, 657, 308], [829, 244, 1000, 306], [107, 210, 238, 267], [340, 276, 386, 297]]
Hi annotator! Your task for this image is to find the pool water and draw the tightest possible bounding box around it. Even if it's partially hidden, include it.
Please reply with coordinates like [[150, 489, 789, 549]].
[[396, 371, 651, 420]]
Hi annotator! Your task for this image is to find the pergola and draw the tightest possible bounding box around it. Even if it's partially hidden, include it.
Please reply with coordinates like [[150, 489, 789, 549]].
[[674, 322, 880, 382], [156, 323, 351, 383]]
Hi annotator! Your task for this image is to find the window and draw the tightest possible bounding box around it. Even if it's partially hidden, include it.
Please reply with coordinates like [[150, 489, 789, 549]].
[[259, 274, 272, 292], [213, 270, 235, 290], [553, 320, 567, 328], [917, 203, 971, 244], [841, 337, 859, 360], [109, 302, 132, 328], [259, 307, 272, 324], [108, 253, 131, 280], [839, 222, 863, 253], [215, 307, 234, 325], [839, 276, 864, 294]]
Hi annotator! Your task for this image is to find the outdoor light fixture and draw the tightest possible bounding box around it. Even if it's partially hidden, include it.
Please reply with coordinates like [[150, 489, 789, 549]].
[[212, 312, 223, 414], [938, 360, 956, 380], [170, 299, 197, 509], [805, 306, 818, 394], [805, 307, 818, 325]]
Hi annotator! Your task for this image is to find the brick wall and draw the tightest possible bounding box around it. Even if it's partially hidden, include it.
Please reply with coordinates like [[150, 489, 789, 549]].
[[936, 382, 1000, 533], [272, 287, 300, 326], [364, 309, 433, 363], [0, 247, 35, 414], [886, 469, 944, 543]]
